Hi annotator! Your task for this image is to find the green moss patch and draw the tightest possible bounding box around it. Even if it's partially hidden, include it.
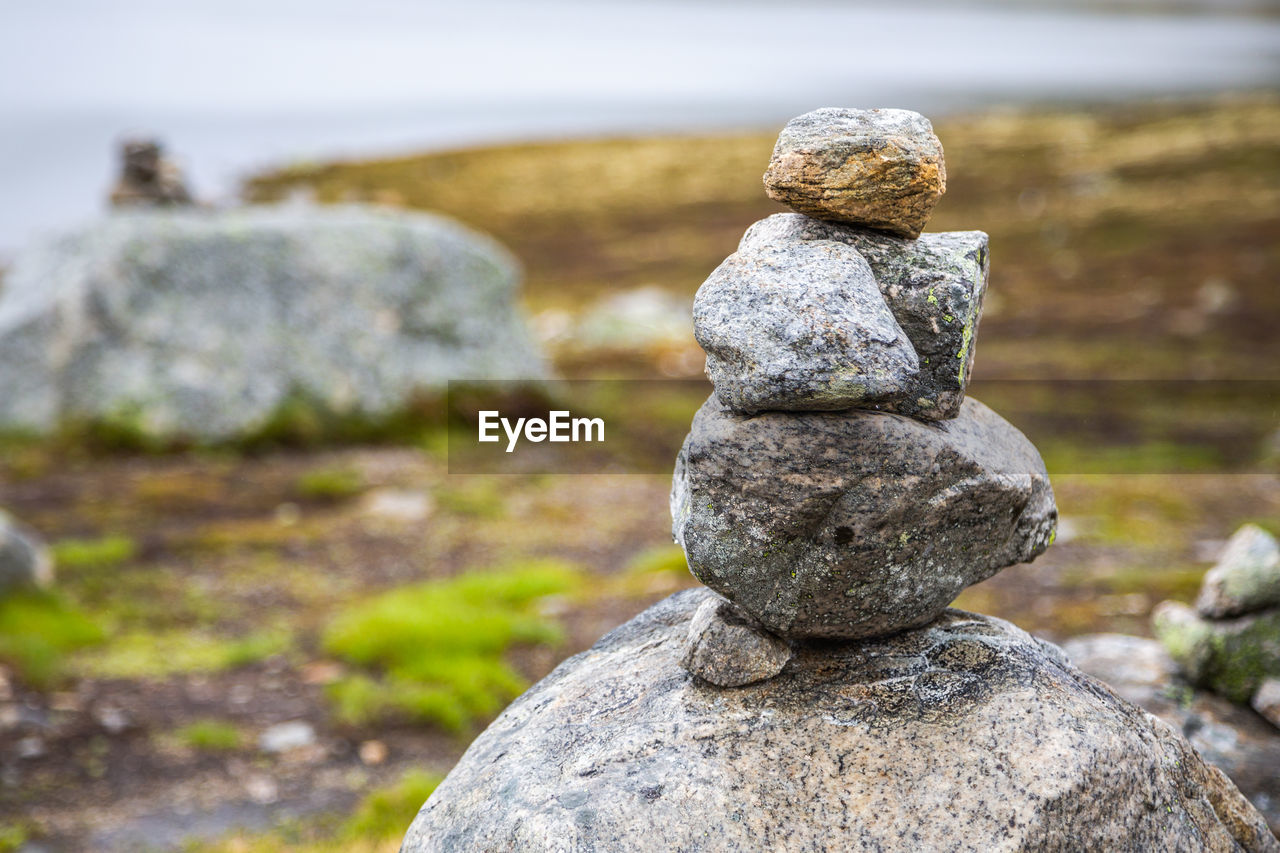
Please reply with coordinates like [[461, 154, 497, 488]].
[[322, 561, 579, 730], [0, 590, 103, 689]]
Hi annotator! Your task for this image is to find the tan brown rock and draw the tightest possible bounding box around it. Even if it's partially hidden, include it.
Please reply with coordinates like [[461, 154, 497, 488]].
[[763, 108, 946, 239]]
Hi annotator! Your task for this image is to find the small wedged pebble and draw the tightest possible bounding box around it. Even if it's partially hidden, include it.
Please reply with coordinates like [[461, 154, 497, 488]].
[[680, 595, 791, 687]]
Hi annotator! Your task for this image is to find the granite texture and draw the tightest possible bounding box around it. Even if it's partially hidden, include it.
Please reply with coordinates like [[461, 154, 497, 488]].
[[1154, 601, 1280, 705], [0, 510, 53, 594], [402, 589, 1277, 852], [1065, 633, 1280, 836], [679, 594, 791, 687], [740, 213, 987, 420], [671, 394, 1056, 639], [1198, 524, 1280, 619], [0, 205, 547, 440], [763, 108, 946, 239], [692, 241, 919, 413]]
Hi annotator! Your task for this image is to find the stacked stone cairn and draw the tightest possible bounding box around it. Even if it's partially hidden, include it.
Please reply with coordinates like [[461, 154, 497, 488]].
[[675, 108, 1056, 685], [1154, 523, 1280, 727], [402, 110, 1279, 852]]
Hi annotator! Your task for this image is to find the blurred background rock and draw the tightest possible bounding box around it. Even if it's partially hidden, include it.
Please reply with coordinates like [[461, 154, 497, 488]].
[[0, 0, 1277, 850]]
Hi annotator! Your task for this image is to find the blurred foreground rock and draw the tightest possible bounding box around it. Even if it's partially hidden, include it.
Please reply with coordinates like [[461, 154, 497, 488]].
[[1065, 633, 1280, 836], [0, 510, 53, 594], [0, 205, 548, 440], [405, 589, 1276, 852]]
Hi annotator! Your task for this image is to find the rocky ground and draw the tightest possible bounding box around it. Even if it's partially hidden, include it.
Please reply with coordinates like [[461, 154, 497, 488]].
[[1, 94, 1278, 850]]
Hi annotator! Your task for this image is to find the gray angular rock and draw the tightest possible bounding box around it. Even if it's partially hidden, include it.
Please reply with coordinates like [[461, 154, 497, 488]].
[[0, 205, 548, 441], [680, 594, 791, 687], [1198, 524, 1280, 619], [1153, 601, 1280, 705], [0, 510, 53, 594], [741, 213, 987, 420], [762, 108, 946, 239], [402, 589, 1277, 853], [1253, 677, 1280, 730], [671, 395, 1056, 640], [693, 241, 919, 413], [1064, 633, 1280, 836]]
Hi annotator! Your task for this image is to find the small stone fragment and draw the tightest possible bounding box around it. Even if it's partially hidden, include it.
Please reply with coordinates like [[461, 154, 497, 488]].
[[671, 395, 1056, 639], [740, 213, 987, 420], [763, 108, 946, 239], [680, 595, 791, 687], [1197, 524, 1280, 619], [693, 241, 919, 413], [1153, 601, 1280, 705], [0, 510, 53, 595], [258, 720, 316, 753], [1252, 677, 1280, 730]]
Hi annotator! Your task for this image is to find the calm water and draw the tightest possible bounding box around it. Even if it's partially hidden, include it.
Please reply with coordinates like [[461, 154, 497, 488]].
[[1, 0, 1278, 256]]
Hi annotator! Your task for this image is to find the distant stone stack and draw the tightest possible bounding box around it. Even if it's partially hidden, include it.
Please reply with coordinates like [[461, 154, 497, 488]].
[[1154, 523, 1280, 725], [673, 108, 1056, 685]]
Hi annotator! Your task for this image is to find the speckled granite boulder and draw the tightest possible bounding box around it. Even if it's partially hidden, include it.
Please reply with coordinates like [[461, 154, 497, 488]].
[[693, 241, 919, 413], [402, 589, 1277, 853], [740, 213, 987, 420], [0, 510, 53, 594], [671, 394, 1056, 640], [0, 205, 548, 440], [1153, 601, 1280, 705], [680, 593, 791, 687], [1064, 633, 1280, 836], [1197, 524, 1280, 619], [763, 108, 946, 239]]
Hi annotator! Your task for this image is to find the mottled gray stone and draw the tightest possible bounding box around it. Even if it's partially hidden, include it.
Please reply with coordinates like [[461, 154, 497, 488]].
[[403, 589, 1277, 853], [763, 108, 946, 239], [0, 205, 548, 441], [1198, 524, 1280, 619], [693, 241, 919, 413], [0, 510, 53, 594], [671, 394, 1056, 640], [680, 594, 791, 687], [1065, 633, 1280, 836], [1153, 601, 1280, 705], [1253, 678, 1280, 730], [740, 213, 987, 420]]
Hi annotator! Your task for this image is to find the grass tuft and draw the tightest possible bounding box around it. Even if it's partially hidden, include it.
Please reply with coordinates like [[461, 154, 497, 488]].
[[322, 561, 579, 729], [50, 535, 137, 569], [0, 590, 103, 689], [175, 719, 244, 752]]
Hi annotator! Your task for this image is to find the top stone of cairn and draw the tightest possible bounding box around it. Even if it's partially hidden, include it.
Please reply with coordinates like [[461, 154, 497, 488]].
[[763, 108, 946, 239]]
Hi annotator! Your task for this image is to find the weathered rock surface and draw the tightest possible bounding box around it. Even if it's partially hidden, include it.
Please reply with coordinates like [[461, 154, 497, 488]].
[[1254, 677, 1280, 730], [671, 395, 1056, 639], [1198, 524, 1280, 619], [0, 510, 53, 594], [763, 108, 946, 239], [403, 589, 1277, 852], [679, 594, 791, 687], [692, 241, 918, 413], [1154, 601, 1280, 704], [0, 205, 547, 441], [1065, 633, 1280, 836], [740, 213, 988, 420]]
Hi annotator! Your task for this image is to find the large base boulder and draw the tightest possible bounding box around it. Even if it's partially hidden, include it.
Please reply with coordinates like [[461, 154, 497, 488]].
[[403, 589, 1276, 852], [671, 394, 1056, 639], [0, 205, 548, 441]]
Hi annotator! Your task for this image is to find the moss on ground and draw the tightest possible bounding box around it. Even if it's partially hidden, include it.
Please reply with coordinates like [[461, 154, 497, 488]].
[[322, 561, 580, 730]]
